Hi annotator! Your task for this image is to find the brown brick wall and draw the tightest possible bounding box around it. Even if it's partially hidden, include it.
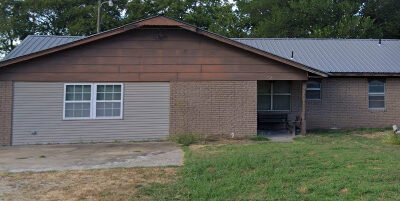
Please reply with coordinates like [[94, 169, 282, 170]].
[[170, 81, 257, 138], [289, 81, 303, 121], [0, 81, 12, 145], [306, 78, 400, 129]]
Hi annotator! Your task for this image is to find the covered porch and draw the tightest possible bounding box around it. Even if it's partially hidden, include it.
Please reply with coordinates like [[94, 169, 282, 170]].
[[257, 80, 310, 136]]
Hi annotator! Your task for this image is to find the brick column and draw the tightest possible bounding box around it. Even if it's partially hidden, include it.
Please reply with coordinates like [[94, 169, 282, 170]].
[[0, 81, 13, 145], [301, 80, 307, 135]]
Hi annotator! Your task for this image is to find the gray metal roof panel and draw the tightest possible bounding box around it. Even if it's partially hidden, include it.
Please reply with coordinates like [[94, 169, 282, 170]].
[[2, 35, 85, 61], [232, 38, 400, 73], [3, 35, 400, 74]]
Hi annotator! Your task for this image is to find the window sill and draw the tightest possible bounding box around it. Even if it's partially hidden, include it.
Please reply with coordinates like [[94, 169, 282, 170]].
[[368, 108, 386, 112], [63, 117, 124, 121], [258, 110, 291, 113]]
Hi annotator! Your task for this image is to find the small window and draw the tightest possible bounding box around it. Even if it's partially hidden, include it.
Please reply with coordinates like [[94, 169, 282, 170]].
[[257, 81, 291, 111], [95, 84, 123, 118], [306, 80, 321, 100], [368, 79, 385, 109], [64, 84, 92, 119], [64, 83, 123, 120]]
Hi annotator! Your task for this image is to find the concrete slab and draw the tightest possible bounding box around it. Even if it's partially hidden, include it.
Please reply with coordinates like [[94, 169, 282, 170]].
[[0, 142, 183, 172]]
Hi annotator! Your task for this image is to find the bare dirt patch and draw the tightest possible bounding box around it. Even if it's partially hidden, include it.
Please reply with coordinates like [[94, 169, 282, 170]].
[[0, 142, 183, 172], [0, 167, 176, 201]]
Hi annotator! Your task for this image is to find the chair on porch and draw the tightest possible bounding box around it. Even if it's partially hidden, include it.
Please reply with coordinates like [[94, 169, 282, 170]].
[[257, 112, 301, 136], [257, 112, 288, 130]]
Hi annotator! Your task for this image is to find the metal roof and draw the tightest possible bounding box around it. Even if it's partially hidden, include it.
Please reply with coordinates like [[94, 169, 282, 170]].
[[2, 35, 84, 61], [3, 34, 400, 74], [233, 38, 400, 73]]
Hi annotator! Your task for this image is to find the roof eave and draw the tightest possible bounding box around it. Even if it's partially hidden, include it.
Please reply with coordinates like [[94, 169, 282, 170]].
[[330, 72, 400, 77]]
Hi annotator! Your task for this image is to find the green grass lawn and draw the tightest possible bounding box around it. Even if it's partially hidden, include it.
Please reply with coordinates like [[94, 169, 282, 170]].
[[136, 129, 400, 201]]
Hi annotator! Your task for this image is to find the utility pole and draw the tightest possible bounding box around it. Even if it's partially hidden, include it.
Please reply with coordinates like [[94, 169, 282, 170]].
[[97, 0, 114, 33]]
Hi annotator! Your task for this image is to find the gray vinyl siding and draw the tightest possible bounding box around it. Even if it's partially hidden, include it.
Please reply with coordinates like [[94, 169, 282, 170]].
[[12, 82, 170, 145]]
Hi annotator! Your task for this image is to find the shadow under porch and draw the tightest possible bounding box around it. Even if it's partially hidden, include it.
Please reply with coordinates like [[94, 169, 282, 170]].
[[256, 80, 306, 136]]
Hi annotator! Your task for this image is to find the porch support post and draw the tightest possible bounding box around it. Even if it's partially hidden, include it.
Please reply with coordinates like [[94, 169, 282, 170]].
[[301, 80, 307, 135]]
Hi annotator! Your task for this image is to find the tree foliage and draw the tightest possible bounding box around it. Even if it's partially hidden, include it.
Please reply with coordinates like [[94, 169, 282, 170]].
[[0, 0, 399, 55], [236, 0, 384, 38]]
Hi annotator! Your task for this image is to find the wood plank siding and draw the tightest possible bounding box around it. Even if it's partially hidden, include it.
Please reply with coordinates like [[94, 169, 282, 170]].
[[0, 28, 307, 81], [12, 82, 170, 145]]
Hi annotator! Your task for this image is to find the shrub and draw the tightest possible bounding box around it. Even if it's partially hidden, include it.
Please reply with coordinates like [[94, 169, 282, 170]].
[[170, 133, 199, 146], [383, 133, 400, 145]]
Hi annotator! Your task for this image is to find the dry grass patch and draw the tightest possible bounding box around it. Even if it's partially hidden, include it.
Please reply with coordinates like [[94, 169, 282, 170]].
[[354, 131, 388, 139], [298, 186, 309, 194], [0, 167, 176, 201], [189, 139, 259, 156], [339, 188, 349, 195]]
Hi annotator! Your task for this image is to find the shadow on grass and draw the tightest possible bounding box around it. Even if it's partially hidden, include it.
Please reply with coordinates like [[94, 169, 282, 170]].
[[307, 127, 391, 136]]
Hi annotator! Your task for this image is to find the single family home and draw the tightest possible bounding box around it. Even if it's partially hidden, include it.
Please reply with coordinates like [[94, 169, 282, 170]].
[[1, 16, 399, 145]]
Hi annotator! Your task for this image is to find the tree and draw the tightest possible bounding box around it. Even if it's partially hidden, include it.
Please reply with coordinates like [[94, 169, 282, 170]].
[[24, 0, 127, 35], [0, 0, 34, 55], [1, 0, 399, 56], [124, 0, 243, 37], [236, 0, 380, 38], [0, 0, 127, 55], [362, 0, 400, 38]]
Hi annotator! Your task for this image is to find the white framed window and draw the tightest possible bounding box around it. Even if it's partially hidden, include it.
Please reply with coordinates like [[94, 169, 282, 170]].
[[64, 84, 92, 119], [63, 83, 123, 120], [306, 80, 321, 100], [94, 84, 123, 119], [368, 79, 385, 109], [257, 81, 291, 111]]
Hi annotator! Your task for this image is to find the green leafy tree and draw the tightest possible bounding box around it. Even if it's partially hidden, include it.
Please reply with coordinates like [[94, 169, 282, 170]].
[[0, 0, 127, 55], [236, 0, 380, 38], [0, 0, 34, 55], [362, 0, 400, 38], [124, 0, 243, 37], [1, 0, 400, 56], [24, 0, 127, 35]]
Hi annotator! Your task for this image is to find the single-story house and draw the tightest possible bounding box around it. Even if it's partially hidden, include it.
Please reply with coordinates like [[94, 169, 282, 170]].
[[1, 16, 399, 145]]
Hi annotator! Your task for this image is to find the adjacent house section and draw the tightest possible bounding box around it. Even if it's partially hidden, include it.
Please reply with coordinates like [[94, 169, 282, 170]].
[[12, 82, 170, 145], [306, 78, 400, 129]]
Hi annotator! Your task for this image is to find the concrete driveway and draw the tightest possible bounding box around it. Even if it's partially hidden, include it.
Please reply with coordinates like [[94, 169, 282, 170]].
[[0, 142, 183, 172]]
